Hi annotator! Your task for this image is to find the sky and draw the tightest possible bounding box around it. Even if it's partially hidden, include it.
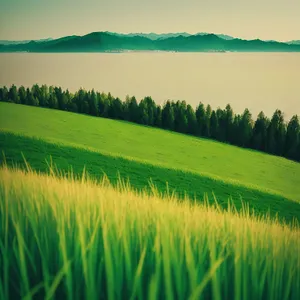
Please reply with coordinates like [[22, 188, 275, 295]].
[[0, 0, 299, 41]]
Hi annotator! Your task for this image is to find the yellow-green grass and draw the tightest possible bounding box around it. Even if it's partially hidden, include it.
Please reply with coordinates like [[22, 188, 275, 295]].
[[0, 166, 299, 300], [1, 102, 300, 223]]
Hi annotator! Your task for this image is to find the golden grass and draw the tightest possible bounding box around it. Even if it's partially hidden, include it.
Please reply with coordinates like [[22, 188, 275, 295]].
[[0, 166, 299, 300]]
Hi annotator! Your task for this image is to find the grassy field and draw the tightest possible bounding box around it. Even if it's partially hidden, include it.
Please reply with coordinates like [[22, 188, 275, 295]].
[[1, 166, 299, 300], [1, 131, 300, 223], [1, 102, 300, 223]]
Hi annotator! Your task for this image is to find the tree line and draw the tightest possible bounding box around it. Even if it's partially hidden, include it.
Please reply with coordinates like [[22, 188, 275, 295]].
[[0, 84, 299, 162]]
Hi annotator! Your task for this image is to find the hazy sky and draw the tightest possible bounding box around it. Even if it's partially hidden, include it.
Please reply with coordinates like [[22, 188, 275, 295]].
[[0, 0, 299, 41]]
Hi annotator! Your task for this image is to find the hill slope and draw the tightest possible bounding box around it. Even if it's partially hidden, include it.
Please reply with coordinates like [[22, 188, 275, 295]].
[[1, 32, 300, 52], [0, 102, 300, 222]]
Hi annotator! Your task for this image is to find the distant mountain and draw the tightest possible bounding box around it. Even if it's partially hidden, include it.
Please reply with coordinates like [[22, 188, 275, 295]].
[[0, 38, 52, 45], [108, 32, 234, 40], [196, 33, 234, 40], [287, 40, 300, 45], [108, 32, 191, 40], [216, 34, 234, 40], [1, 32, 300, 53]]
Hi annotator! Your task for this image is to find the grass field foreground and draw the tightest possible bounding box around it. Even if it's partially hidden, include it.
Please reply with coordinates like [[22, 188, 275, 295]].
[[0, 166, 299, 300]]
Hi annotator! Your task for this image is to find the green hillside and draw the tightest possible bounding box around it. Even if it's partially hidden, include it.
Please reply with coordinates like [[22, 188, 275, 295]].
[[1, 102, 300, 222]]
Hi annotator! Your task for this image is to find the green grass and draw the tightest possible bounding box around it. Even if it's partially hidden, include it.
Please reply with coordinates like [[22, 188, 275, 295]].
[[1, 166, 300, 300], [1, 102, 299, 202], [0, 102, 300, 223]]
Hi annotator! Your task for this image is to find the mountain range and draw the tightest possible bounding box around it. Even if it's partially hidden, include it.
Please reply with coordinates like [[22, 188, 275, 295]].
[[1, 32, 300, 52], [287, 40, 300, 45], [0, 38, 53, 45], [107, 32, 235, 40]]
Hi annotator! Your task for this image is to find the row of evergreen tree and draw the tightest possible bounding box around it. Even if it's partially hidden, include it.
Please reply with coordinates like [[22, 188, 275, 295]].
[[1, 84, 299, 162]]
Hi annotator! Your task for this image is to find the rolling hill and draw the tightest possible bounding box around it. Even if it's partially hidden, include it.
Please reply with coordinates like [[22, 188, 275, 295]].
[[1, 102, 300, 223], [1, 32, 300, 52]]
